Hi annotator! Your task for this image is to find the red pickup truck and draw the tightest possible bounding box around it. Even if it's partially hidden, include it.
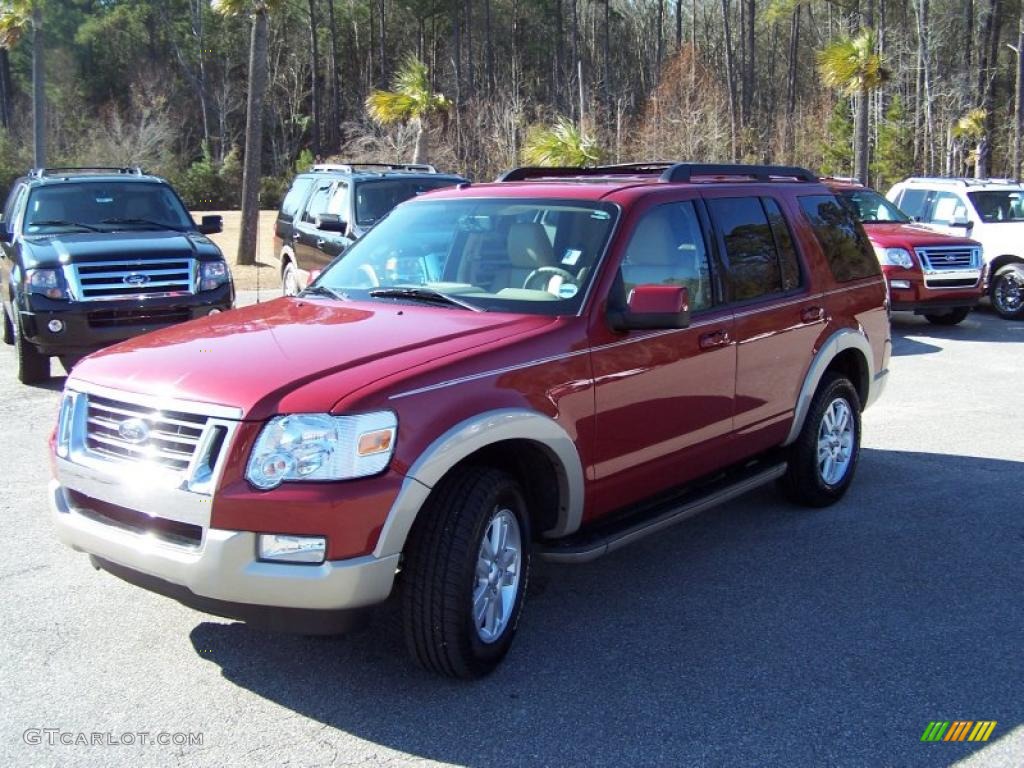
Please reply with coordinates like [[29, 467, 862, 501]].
[[824, 179, 983, 325], [51, 163, 890, 678]]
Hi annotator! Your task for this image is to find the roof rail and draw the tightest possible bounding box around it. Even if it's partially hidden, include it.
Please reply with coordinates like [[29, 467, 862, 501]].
[[311, 162, 438, 174], [820, 175, 863, 185], [496, 162, 818, 184], [903, 176, 1022, 186], [29, 166, 145, 178]]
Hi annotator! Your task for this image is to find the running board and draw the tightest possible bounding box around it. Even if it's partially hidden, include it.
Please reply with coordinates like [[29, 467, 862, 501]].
[[540, 462, 787, 564]]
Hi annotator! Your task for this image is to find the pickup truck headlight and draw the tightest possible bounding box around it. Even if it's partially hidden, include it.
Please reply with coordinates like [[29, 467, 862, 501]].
[[26, 268, 67, 299], [245, 411, 397, 490], [199, 260, 230, 291], [873, 247, 914, 269]]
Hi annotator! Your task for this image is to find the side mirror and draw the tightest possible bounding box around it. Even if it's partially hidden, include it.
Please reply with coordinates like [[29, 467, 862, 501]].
[[197, 215, 223, 235], [609, 284, 691, 331], [950, 215, 973, 230], [316, 213, 348, 234]]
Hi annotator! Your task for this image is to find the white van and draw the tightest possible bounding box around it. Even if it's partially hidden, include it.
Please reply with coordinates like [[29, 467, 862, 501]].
[[886, 177, 1024, 319]]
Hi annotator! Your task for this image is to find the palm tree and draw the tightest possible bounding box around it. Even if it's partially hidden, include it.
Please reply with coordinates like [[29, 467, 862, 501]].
[[818, 29, 889, 185], [0, 0, 44, 166], [366, 57, 450, 164], [953, 108, 988, 178], [211, 0, 280, 266], [521, 117, 603, 166]]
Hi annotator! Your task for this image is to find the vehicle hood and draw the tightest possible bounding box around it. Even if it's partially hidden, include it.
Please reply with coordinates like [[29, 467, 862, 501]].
[[862, 222, 979, 248], [70, 298, 555, 419], [21, 230, 222, 266]]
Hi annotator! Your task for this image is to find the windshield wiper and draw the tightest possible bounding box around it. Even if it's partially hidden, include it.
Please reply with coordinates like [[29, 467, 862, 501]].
[[368, 287, 485, 312], [299, 284, 348, 301], [29, 219, 103, 232], [100, 217, 184, 232]]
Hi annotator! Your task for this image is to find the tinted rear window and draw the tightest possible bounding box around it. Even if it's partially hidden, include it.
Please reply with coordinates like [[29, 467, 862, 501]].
[[281, 177, 314, 217], [798, 194, 880, 282]]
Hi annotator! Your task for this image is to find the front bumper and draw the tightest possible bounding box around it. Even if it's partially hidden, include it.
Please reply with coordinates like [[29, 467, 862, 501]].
[[885, 273, 982, 314], [50, 478, 400, 632], [21, 284, 233, 356]]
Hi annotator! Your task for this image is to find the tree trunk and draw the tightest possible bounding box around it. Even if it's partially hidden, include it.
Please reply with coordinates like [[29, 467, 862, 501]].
[[1015, 12, 1024, 179], [742, 0, 754, 126], [237, 9, 269, 267], [603, 0, 610, 109], [856, 88, 869, 184], [485, 0, 494, 93], [32, 2, 45, 168], [656, 0, 664, 74], [327, 0, 342, 149], [308, 0, 321, 158], [378, 0, 386, 85], [721, 0, 738, 160], [676, 0, 682, 49], [784, 5, 800, 162], [0, 48, 12, 129], [413, 118, 428, 164]]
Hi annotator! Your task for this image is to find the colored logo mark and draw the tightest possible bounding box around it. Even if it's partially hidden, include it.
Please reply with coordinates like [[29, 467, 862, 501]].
[[921, 721, 997, 742]]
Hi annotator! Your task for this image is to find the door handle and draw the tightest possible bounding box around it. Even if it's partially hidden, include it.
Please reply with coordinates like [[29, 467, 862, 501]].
[[801, 306, 825, 323], [292, 231, 301, 240], [699, 330, 730, 349], [315, 239, 326, 249]]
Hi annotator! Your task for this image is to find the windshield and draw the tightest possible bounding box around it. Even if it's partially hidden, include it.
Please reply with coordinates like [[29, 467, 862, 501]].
[[967, 190, 1024, 223], [354, 178, 460, 226], [837, 189, 911, 224], [315, 197, 618, 314], [23, 182, 194, 233]]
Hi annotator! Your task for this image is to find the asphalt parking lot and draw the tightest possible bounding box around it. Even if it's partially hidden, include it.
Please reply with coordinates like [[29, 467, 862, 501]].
[[1, 301, 1021, 768]]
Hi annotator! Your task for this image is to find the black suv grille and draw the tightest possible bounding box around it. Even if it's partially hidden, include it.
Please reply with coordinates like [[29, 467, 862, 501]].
[[71, 258, 195, 300], [88, 308, 191, 328]]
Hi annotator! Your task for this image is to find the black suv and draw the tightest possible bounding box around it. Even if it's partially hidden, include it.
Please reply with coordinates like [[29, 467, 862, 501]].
[[274, 162, 465, 295], [1, 167, 233, 384]]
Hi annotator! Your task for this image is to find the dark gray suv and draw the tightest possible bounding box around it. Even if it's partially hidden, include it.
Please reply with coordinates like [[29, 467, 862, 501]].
[[274, 163, 466, 295]]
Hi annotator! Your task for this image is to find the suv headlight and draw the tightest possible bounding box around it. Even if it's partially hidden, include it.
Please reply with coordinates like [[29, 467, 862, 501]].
[[25, 268, 67, 299], [199, 260, 230, 291], [245, 411, 397, 490], [873, 246, 914, 269]]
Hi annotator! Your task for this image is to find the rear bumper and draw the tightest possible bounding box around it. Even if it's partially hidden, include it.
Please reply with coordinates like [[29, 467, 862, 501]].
[[50, 479, 399, 632], [21, 284, 233, 356]]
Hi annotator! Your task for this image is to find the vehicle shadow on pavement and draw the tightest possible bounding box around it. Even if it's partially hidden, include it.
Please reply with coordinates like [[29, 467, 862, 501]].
[[190, 448, 1022, 768], [890, 308, 1024, 346]]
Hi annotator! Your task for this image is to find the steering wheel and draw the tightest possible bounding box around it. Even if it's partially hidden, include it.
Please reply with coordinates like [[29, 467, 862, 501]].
[[356, 263, 381, 287], [523, 266, 577, 293]]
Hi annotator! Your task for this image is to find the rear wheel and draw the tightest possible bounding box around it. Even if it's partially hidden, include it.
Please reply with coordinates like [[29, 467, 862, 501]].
[[15, 318, 49, 384], [282, 259, 300, 296], [991, 265, 1024, 319], [401, 467, 531, 678], [779, 373, 861, 507], [924, 307, 971, 325]]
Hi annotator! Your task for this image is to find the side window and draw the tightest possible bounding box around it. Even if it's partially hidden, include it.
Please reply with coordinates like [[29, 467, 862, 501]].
[[798, 194, 881, 282], [707, 196, 782, 302], [619, 201, 713, 311], [280, 177, 313, 218], [896, 188, 928, 219], [928, 191, 968, 224], [327, 182, 349, 222], [762, 198, 802, 291], [302, 183, 333, 224], [3, 184, 26, 229]]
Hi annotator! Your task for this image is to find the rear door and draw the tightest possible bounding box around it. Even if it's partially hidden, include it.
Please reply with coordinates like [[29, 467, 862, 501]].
[[589, 197, 736, 516], [703, 192, 824, 456], [293, 180, 335, 274]]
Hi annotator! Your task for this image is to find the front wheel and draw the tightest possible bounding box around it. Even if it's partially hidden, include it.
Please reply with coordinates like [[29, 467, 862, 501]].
[[401, 467, 531, 678], [15, 318, 49, 384], [990, 265, 1024, 319], [924, 307, 971, 325], [779, 373, 862, 507]]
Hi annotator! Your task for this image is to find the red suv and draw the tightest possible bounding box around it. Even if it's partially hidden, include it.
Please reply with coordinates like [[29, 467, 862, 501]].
[[50, 163, 890, 677], [824, 178, 983, 325]]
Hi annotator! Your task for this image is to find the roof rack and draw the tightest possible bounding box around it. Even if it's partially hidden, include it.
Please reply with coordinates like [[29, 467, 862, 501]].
[[311, 162, 438, 174], [820, 175, 863, 185], [904, 176, 1022, 186], [29, 166, 145, 178], [497, 162, 818, 184]]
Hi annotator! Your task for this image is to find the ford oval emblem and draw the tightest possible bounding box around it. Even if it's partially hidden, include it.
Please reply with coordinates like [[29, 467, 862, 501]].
[[123, 273, 149, 286], [117, 418, 150, 444]]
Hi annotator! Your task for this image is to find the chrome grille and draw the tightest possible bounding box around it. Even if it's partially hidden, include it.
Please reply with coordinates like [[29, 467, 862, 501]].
[[70, 258, 195, 301], [916, 247, 979, 270], [85, 394, 208, 472]]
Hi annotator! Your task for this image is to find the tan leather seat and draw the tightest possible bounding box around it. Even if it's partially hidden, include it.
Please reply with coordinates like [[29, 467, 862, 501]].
[[621, 210, 708, 308], [492, 222, 555, 290]]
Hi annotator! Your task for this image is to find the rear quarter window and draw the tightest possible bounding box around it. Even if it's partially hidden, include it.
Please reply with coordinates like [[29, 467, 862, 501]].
[[798, 194, 880, 283], [280, 177, 314, 218]]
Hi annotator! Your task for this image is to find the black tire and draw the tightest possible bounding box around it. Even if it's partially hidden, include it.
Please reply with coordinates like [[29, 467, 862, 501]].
[[924, 307, 971, 325], [282, 259, 300, 296], [778, 373, 862, 508], [1, 304, 13, 346], [15, 318, 49, 384], [990, 265, 1024, 320], [401, 467, 531, 679]]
